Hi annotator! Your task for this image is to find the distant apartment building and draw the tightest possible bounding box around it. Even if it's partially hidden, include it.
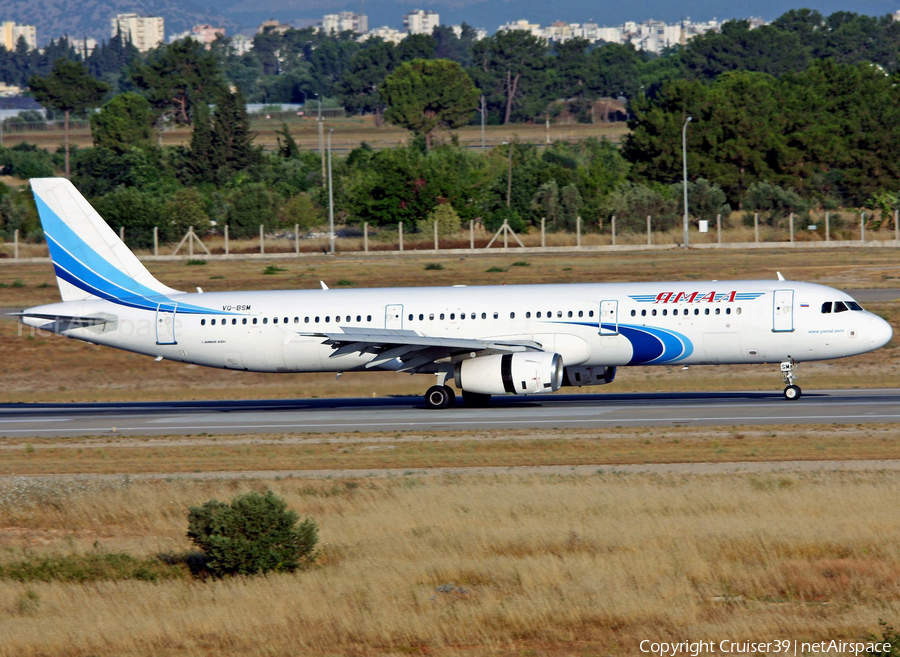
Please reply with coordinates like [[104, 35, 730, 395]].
[[231, 34, 254, 55], [496, 17, 732, 53], [72, 36, 98, 57], [111, 13, 164, 52], [497, 19, 542, 37], [404, 10, 439, 35], [450, 25, 487, 40], [361, 26, 405, 44], [169, 25, 225, 48], [1, 21, 36, 50], [258, 20, 291, 34], [321, 11, 368, 35]]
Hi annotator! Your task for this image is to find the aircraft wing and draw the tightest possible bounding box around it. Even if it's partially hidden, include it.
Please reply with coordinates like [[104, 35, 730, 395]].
[[297, 327, 543, 373]]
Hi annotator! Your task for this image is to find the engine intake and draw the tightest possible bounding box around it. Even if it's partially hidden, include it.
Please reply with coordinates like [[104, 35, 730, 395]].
[[455, 352, 564, 396]]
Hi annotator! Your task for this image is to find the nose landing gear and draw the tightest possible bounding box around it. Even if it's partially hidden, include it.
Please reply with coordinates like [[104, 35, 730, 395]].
[[781, 360, 801, 400]]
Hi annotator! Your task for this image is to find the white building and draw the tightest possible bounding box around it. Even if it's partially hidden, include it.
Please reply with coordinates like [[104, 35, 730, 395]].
[[361, 26, 405, 44], [497, 19, 542, 38], [322, 12, 368, 35], [72, 36, 98, 57], [450, 25, 487, 40], [404, 10, 440, 35], [111, 13, 164, 52], [1, 22, 36, 50]]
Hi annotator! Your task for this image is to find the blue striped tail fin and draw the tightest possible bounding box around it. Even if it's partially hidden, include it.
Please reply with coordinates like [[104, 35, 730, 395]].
[[30, 178, 183, 303]]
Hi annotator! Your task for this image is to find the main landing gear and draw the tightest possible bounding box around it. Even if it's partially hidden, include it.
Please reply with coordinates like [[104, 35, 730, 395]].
[[424, 385, 455, 409], [423, 370, 492, 409], [780, 360, 801, 400]]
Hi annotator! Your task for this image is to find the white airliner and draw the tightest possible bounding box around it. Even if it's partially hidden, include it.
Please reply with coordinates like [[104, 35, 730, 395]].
[[17, 178, 893, 408]]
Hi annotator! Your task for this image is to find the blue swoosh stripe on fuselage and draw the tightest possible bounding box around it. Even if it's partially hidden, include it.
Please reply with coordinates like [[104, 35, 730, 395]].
[[543, 321, 694, 365]]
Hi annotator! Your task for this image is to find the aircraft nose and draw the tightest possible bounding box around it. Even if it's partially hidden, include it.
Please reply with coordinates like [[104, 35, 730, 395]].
[[868, 315, 893, 348]]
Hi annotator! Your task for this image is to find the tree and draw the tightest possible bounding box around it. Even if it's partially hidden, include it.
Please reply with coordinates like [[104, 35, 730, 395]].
[[470, 30, 548, 124], [29, 59, 110, 176], [382, 59, 479, 148], [91, 92, 153, 154], [211, 88, 259, 177], [187, 491, 318, 577], [130, 38, 226, 125]]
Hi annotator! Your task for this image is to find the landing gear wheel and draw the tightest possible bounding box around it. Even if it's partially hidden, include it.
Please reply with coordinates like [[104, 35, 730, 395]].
[[443, 386, 456, 407], [461, 390, 492, 407], [425, 385, 452, 409], [783, 385, 801, 401]]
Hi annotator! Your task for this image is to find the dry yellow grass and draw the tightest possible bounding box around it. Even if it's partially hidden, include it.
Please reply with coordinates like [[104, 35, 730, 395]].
[[1, 471, 899, 656], [2, 424, 900, 476]]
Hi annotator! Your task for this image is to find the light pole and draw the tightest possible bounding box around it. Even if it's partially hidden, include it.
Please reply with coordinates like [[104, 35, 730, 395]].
[[316, 93, 325, 185], [327, 128, 335, 255], [682, 116, 692, 247]]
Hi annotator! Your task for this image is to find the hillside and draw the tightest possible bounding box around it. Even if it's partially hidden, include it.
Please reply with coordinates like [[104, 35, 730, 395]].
[[0, 0, 233, 44]]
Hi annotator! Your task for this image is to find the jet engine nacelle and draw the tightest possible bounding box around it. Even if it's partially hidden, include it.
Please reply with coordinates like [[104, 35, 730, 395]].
[[455, 352, 564, 396]]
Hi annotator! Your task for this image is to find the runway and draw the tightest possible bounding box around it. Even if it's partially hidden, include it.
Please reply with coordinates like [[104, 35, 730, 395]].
[[1, 388, 898, 438]]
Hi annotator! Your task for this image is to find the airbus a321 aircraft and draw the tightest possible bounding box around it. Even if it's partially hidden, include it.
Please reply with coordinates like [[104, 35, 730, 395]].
[[17, 178, 893, 409]]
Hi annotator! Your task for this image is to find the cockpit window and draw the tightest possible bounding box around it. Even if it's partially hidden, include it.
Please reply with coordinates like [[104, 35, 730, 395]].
[[847, 301, 863, 311], [833, 301, 848, 313], [821, 302, 831, 314]]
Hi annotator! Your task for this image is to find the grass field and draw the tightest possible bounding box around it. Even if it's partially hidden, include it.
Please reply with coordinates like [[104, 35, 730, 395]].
[[0, 116, 630, 153], [2, 466, 900, 656], [1, 246, 900, 655]]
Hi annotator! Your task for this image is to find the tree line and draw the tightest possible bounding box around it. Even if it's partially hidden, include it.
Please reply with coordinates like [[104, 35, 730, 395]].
[[2, 8, 900, 244]]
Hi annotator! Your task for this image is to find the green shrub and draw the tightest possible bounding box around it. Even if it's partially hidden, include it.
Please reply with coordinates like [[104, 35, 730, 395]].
[[187, 491, 318, 577], [424, 262, 444, 270], [0, 551, 185, 583]]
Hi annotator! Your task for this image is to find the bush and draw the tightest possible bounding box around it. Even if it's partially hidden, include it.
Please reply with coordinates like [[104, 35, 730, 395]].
[[187, 491, 318, 577], [742, 181, 809, 226], [416, 202, 462, 236]]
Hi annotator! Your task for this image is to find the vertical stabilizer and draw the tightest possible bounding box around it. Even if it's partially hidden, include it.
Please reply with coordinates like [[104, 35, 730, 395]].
[[30, 178, 182, 303]]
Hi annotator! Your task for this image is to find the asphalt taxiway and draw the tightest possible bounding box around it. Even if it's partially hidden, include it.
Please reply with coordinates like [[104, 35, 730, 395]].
[[1, 388, 898, 438]]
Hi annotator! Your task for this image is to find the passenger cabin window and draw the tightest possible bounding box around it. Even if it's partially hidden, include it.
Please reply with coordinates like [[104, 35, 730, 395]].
[[578, 311, 583, 318], [525, 312, 531, 318], [510, 312, 515, 319], [201, 319, 206, 326]]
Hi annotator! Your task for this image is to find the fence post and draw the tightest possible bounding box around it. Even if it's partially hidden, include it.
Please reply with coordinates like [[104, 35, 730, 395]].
[[789, 213, 794, 243], [503, 220, 508, 250], [434, 219, 439, 251], [224, 224, 230, 256], [754, 212, 759, 243], [13, 228, 18, 259], [611, 216, 616, 246], [259, 224, 264, 255], [541, 217, 545, 248], [895, 210, 899, 244], [469, 220, 474, 251], [119, 227, 125, 242], [295, 224, 299, 254], [189, 227, 194, 257], [365, 222, 369, 253], [576, 216, 581, 247], [153, 226, 158, 256], [716, 213, 722, 244], [399, 223, 403, 252], [646, 215, 652, 246], [860, 212, 865, 243], [825, 212, 830, 242]]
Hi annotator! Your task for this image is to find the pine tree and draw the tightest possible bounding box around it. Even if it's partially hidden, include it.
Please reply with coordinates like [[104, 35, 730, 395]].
[[211, 88, 258, 177]]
